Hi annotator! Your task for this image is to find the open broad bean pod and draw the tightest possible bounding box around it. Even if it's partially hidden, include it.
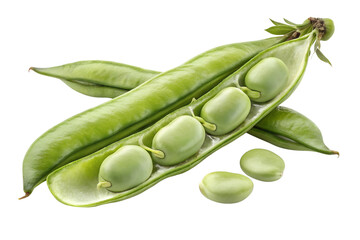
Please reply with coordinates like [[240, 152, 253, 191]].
[[23, 35, 287, 198], [47, 30, 324, 207]]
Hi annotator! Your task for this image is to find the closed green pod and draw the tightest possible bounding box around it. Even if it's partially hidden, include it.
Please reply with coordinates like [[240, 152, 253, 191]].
[[200, 87, 251, 135], [151, 115, 205, 166], [244, 57, 289, 102], [199, 171, 253, 204], [240, 148, 285, 182], [98, 145, 153, 192]]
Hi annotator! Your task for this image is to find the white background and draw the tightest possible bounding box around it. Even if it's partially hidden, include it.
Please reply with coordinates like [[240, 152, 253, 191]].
[[1, 0, 359, 239]]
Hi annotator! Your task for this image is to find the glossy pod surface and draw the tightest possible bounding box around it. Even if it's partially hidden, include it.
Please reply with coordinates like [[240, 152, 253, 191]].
[[200, 87, 251, 135], [240, 149, 285, 181], [151, 116, 205, 166], [47, 31, 320, 207], [98, 145, 153, 192], [244, 57, 289, 102], [199, 172, 253, 203], [23, 37, 284, 196]]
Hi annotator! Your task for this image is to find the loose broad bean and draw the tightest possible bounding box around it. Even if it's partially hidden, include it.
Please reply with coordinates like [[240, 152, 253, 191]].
[[199, 87, 251, 135], [242, 57, 288, 102], [199, 172, 253, 203], [148, 115, 205, 166], [97, 145, 153, 192], [240, 148, 285, 182]]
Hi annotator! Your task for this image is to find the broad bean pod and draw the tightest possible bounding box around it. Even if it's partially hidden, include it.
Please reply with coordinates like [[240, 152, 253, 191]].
[[31, 66, 337, 156], [47, 30, 322, 207], [31, 56, 336, 155], [23, 36, 286, 197]]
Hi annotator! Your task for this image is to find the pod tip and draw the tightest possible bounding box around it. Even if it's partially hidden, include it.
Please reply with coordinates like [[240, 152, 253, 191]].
[[28, 67, 33, 72], [19, 192, 30, 200], [331, 150, 340, 158]]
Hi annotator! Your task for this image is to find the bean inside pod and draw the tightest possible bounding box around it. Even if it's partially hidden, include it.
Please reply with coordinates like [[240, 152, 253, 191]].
[[98, 145, 153, 192], [241, 57, 289, 102], [198, 87, 251, 135], [143, 115, 206, 166]]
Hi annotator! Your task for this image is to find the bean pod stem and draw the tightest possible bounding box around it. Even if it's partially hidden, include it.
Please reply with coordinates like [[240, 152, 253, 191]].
[[240, 87, 261, 99], [138, 137, 165, 159]]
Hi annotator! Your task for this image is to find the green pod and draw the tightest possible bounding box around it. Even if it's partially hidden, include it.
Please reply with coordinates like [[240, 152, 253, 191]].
[[63, 75, 336, 156], [23, 36, 285, 197], [30, 61, 160, 98], [34, 64, 337, 156], [24, 37, 290, 197], [150, 115, 205, 166], [31, 62, 337, 155], [200, 87, 251, 135], [47, 28, 325, 207], [243, 57, 289, 102], [248, 106, 338, 155], [97, 145, 153, 192], [240, 149, 285, 182], [199, 172, 253, 204]]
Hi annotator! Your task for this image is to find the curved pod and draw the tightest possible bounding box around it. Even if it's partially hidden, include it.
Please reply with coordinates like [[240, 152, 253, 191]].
[[34, 63, 337, 155], [31, 61, 337, 155], [47, 31, 319, 207], [23, 37, 285, 197]]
